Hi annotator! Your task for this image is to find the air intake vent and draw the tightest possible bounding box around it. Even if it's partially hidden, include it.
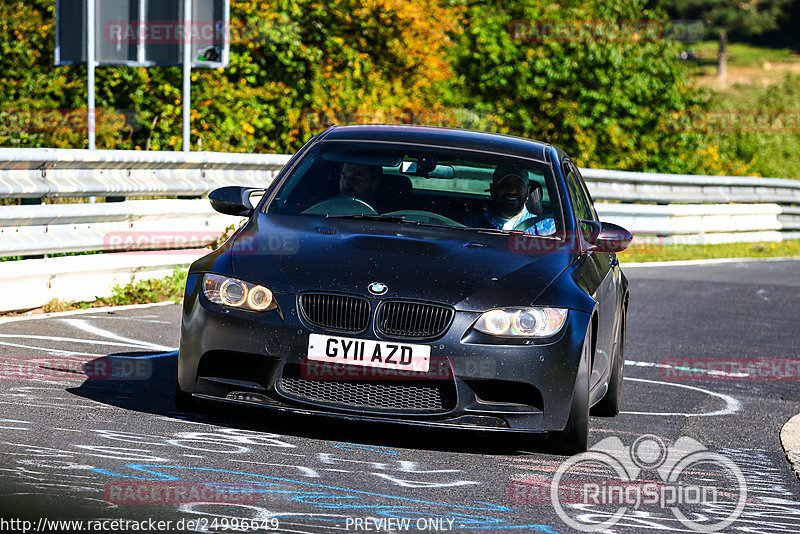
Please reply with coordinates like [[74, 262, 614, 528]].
[[277, 366, 455, 413], [299, 293, 370, 333], [375, 301, 453, 339], [316, 226, 338, 235]]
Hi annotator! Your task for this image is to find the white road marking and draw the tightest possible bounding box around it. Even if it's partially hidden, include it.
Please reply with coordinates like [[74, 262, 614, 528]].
[[80, 316, 171, 324], [625, 359, 749, 378], [0, 334, 157, 350], [621, 376, 741, 417], [623, 257, 798, 268], [0, 400, 111, 410], [0, 301, 176, 325], [0, 340, 103, 357], [61, 319, 174, 352]]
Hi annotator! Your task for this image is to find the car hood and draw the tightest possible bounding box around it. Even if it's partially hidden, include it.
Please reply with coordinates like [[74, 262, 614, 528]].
[[230, 214, 575, 311]]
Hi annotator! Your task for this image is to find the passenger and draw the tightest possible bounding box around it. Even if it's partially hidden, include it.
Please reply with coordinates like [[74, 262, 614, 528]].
[[469, 166, 556, 235], [339, 163, 382, 206]]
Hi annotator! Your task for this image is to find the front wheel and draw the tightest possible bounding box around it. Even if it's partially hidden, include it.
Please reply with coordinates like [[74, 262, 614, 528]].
[[592, 312, 625, 417], [174, 379, 196, 412], [549, 322, 591, 454]]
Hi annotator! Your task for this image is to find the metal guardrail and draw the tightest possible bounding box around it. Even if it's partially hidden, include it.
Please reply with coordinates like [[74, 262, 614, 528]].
[[0, 148, 290, 198], [582, 168, 800, 234], [0, 199, 233, 256], [0, 148, 798, 312], [594, 203, 785, 244]]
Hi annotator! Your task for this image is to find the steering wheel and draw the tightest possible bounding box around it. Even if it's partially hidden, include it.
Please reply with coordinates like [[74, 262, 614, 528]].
[[382, 210, 465, 227], [512, 215, 550, 234], [302, 195, 379, 216]]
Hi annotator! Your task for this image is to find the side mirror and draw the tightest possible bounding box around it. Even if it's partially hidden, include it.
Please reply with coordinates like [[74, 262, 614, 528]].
[[581, 220, 632, 253], [209, 187, 265, 217]]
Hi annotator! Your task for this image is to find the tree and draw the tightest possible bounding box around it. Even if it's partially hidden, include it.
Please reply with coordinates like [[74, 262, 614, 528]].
[[0, 0, 461, 152], [663, 0, 789, 79], [447, 0, 741, 174]]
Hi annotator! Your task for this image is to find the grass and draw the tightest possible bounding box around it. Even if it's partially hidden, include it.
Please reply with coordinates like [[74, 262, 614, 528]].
[[689, 41, 799, 67], [685, 41, 800, 88], [27, 269, 188, 315], [619, 239, 800, 263], [98, 268, 188, 306]]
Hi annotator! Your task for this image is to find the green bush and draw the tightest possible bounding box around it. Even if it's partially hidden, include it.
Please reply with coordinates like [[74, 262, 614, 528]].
[[446, 0, 738, 174], [0, 0, 757, 176], [98, 269, 188, 307], [712, 74, 800, 179]]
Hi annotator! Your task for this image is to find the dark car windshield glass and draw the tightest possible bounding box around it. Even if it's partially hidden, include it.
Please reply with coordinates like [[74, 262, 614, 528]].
[[267, 141, 563, 237]]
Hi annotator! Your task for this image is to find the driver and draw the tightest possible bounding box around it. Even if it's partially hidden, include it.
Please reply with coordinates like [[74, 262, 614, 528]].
[[339, 163, 381, 206], [473, 166, 556, 236]]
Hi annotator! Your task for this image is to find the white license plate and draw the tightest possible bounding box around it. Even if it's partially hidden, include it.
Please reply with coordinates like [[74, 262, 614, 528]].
[[307, 333, 431, 373]]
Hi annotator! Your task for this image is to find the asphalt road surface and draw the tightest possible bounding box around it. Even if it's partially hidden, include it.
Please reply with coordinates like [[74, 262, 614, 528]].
[[0, 259, 799, 533]]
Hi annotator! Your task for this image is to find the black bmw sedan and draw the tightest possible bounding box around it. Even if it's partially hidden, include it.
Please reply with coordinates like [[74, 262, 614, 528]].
[[177, 125, 631, 453]]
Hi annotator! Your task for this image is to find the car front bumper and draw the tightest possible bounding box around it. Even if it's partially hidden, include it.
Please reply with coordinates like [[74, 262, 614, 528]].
[[177, 273, 592, 434]]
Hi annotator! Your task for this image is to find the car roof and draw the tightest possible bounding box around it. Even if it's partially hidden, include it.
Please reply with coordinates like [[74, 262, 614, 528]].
[[316, 125, 551, 163]]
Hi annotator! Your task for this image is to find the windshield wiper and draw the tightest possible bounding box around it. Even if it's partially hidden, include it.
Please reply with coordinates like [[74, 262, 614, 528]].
[[325, 214, 415, 224]]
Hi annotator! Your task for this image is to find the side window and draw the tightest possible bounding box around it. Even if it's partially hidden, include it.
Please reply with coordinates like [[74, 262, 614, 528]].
[[572, 164, 598, 220], [563, 162, 595, 240]]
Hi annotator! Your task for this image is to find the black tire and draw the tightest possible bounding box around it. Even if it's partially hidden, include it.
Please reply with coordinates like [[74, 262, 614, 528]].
[[592, 312, 625, 417], [174, 379, 196, 412], [549, 322, 591, 454]]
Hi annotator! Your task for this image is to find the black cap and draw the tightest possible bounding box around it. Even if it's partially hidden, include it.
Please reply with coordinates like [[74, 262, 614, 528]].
[[491, 166, 528, 186]]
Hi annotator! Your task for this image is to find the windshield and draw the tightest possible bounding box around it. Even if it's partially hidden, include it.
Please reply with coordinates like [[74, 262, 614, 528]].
[[267, 141, 563, 237]]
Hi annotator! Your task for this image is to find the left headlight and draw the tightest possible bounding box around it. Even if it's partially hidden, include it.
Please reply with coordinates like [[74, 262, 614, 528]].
[[202, 273, 277, 312], [473, 307, 568, 338]]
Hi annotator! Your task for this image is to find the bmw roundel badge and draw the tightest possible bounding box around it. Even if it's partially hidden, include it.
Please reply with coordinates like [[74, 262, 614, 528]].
[[368, 282, 388, 295]]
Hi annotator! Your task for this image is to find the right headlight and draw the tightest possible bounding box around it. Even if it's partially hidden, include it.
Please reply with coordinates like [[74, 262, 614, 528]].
[[202, 273, 277, 312], [473, 307, 568, 338]]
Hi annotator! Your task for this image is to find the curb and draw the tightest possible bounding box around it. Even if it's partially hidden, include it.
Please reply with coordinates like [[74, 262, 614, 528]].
[[622, 256, 799, 268], [0, 301, 178, 325], [780, 413, 800, 482]]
